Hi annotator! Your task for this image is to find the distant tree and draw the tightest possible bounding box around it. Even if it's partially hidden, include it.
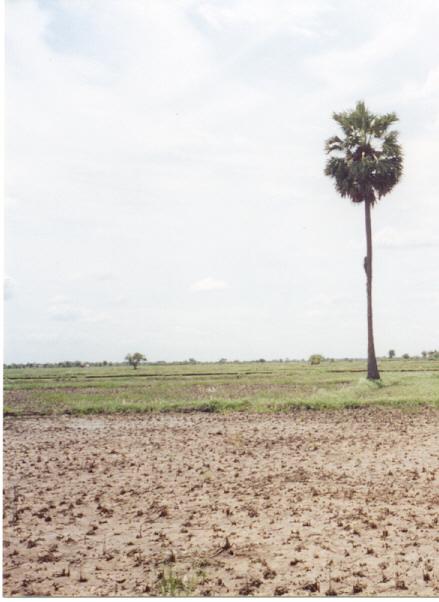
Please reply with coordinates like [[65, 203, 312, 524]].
[[309, 354, 324, 365], [421, 351, 427, 359], [125, 352, 146, 369], [388, 349, 395, 359], [219, 358, 228, 364], [325, 101, 403, 380], [402, 353, 410, 360], [188, 358, 197, 364]]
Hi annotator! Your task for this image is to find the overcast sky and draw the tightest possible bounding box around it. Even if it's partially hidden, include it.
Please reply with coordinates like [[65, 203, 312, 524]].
[[5, 0, 439, 363]]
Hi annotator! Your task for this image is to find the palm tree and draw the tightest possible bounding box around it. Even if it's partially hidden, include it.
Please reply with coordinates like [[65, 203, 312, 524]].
[[324, 101, 403, 380]]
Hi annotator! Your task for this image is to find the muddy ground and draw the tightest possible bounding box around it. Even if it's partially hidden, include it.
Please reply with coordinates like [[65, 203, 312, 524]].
[[3, 408, 439, 596]]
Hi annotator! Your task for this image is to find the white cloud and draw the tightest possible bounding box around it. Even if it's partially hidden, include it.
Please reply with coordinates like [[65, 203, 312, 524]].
[[65, 271, 116, 283], [196, 0, 331, 36], [48, 303, 107, 323], [93, 272, 115, 282], [191, 277, 229, 292], [305, 22, 416, 98], [4, 277, 16, 301], [48, 304, 83, 322], [375, 227, 439, 249]]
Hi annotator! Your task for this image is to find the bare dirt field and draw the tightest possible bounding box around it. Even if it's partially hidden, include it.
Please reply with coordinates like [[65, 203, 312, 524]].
[[3, 408, 439, 596]]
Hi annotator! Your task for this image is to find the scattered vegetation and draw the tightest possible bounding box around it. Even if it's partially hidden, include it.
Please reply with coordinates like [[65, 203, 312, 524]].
[[158, 567, 199, 596]]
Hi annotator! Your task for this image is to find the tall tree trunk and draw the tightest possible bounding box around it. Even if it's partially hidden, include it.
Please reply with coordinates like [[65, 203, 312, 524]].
[[364, 199, 380, 380]]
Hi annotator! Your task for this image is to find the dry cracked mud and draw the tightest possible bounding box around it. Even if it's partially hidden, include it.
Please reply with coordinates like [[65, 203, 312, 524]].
[[3, 408, 439, 596]]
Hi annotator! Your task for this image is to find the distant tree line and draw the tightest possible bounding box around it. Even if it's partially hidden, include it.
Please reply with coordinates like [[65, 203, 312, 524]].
[[3, 361, 117, 369], [4, 350, 438, 370], [387, 350, 439, 360]]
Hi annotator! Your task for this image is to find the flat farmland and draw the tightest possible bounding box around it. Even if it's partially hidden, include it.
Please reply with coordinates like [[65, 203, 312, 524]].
[[4, 359, 439, 415], [3, 361, 439, 596]]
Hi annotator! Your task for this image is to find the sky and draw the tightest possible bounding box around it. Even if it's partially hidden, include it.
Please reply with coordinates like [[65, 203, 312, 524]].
[[4, 0, 439, 363]]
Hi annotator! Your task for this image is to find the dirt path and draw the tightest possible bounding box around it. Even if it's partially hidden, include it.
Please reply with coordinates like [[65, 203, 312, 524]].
[[3, 408, 439, 596]]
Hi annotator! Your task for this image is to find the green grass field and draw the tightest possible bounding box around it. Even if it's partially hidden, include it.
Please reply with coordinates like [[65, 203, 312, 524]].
[[3, 359, 439, 416]]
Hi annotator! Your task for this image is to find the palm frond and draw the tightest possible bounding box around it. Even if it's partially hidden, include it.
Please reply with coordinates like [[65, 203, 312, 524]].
[[325, 135, 344, 154]]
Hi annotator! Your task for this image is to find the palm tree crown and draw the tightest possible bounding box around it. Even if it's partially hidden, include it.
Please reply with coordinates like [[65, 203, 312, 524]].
[[324, 100, 403, 204]]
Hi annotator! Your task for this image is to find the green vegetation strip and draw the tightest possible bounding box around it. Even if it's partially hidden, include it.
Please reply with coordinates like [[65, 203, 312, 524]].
[[4, 369, 278, 381], [3, 360, 439, 416]]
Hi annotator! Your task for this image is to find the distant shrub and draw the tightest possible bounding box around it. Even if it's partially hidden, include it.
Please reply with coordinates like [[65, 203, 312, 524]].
[[309, 354, 324, 365], [125, 352, 146, 369]]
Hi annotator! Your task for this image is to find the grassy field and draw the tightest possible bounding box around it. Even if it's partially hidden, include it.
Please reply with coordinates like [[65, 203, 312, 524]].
[[3, 359, 439, 415]]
